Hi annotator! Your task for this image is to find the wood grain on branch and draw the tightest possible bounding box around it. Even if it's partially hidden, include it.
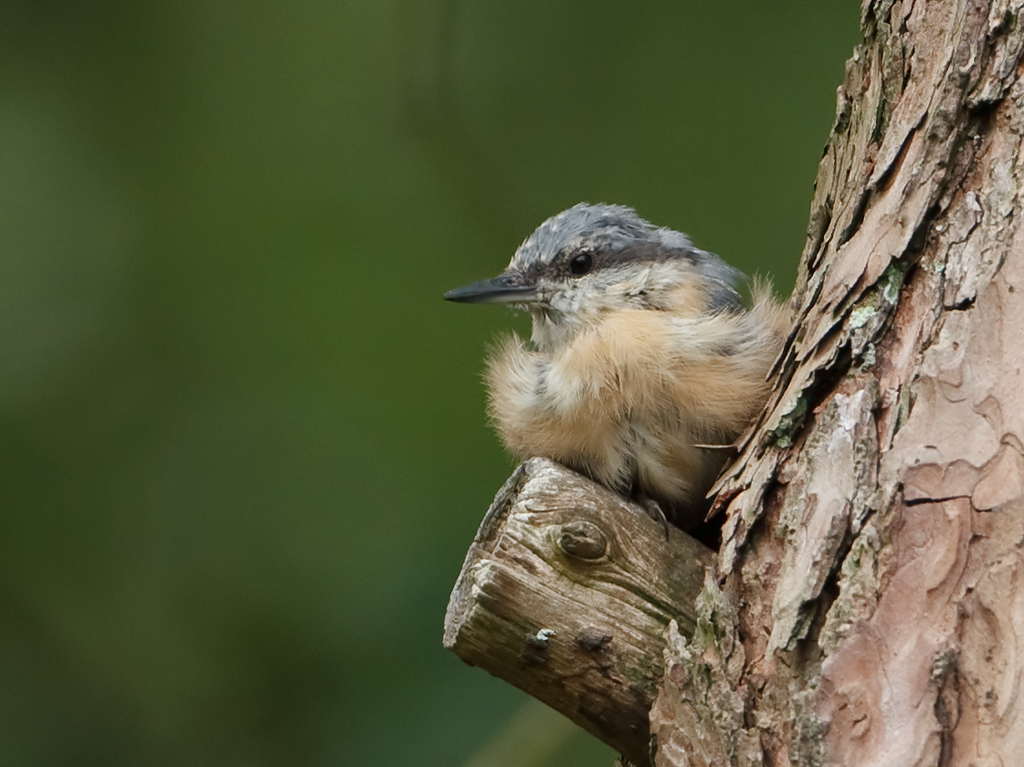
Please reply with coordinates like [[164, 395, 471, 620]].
[[444, 458, 712, 767]]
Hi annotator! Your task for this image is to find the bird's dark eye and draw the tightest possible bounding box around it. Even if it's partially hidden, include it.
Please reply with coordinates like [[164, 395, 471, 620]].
[[569, 251, 594, 276]]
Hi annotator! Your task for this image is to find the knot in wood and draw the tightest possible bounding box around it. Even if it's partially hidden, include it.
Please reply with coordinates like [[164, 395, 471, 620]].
[[575, 626, 613, 651], [522, 629, 554, 665], [557, 520, 608, 560]]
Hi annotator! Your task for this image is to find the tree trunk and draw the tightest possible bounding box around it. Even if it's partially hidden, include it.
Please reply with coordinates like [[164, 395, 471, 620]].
[[446, 1, 1024, 765], [651, 1, 1024, 765]]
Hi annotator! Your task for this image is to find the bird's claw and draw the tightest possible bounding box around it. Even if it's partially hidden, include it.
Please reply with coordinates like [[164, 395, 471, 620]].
[[637, 496, 670, 541]]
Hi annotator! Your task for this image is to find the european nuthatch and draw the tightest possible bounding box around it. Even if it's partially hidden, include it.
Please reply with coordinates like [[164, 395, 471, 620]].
[[445, 203, 787, 530]]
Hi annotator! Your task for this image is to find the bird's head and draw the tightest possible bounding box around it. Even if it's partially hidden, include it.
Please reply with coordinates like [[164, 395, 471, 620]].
[[445, 203, 746, 352]]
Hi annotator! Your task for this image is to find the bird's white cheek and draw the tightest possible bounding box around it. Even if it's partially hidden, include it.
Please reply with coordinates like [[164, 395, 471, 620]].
[[547, 289, 576, 316]]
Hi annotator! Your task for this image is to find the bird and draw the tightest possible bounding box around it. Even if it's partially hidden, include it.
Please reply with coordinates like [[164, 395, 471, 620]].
[[444, 203, 788, 531]]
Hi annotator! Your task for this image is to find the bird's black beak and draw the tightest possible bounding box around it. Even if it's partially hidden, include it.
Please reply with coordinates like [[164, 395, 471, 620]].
[[443, 273, 538, 304]]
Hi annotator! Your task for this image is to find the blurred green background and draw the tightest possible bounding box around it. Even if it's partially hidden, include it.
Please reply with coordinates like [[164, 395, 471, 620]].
[[0, 2, 857, 765]]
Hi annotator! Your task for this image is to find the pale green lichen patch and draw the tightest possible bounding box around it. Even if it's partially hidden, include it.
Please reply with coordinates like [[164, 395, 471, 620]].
[[690, 576, 740, 657], [849, 304, 877, 328], [770, 395, 809, 449], [790, 687, 827, 767], [659, 576, 761, 767], [880, 259, 909, 304], [932, 648, 957, 680], [859, 343, 877, 368], [848, 260, 909, 360]]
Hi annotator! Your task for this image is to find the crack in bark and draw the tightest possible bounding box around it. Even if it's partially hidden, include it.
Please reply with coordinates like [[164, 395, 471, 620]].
[[903, 493, 974, 506]]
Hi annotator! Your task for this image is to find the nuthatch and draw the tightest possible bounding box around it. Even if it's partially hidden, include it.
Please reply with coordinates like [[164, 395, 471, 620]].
[[445, 203, 788, 530]]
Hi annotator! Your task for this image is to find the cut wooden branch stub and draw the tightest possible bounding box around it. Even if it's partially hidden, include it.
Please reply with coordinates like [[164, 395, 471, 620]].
[[443, 458, 713, 766]]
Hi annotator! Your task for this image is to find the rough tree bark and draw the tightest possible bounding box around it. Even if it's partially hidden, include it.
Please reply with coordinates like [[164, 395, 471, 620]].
[[447, 1, 1024, 765], [651, 1, 1024, 765]]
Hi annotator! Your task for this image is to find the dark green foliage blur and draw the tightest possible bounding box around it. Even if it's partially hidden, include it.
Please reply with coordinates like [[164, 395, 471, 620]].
[[0, 2, 857, 765]]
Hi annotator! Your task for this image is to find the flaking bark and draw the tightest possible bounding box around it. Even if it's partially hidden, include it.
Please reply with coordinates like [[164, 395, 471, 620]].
[[657, 1, 1024, 765]]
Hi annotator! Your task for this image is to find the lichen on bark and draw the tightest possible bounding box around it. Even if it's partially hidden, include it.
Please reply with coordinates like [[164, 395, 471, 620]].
[[654, 1, 1024, 765]]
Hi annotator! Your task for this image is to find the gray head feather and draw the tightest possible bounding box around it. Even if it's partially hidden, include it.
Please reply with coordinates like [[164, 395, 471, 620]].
[[509, 203, 746, 311]]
